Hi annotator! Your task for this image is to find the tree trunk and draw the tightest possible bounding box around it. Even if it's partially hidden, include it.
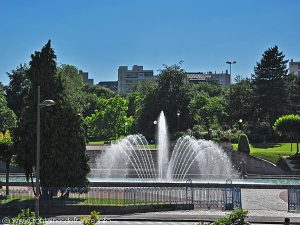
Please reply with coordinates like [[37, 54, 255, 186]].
[[5, 160, 9, 196]]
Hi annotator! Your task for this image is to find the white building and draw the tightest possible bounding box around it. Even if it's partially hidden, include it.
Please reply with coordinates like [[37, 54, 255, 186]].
[[118, 65, 154, 94], [289, 59, 300, 77]]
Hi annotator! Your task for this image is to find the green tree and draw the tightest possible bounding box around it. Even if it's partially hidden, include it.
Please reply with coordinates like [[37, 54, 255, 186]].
[[189, 82, 223, 98], [225, 78, 254, 127], [85, 96, 134, 141], [14, 40, 89, 192], [0, 91, 17, 134], [4, 64, 30, 118], [273, 114, 300, 154], [156, 64, 190, 133], [288, 74, 300, 114], [132, 80, 158, 138], [82, 84, 115, 117], [252, 46, 289, 127], [0, 131, 13, 195], [189, 93, 225, 139], [0, 88, 16, 195], [57, 64, 86, 112]]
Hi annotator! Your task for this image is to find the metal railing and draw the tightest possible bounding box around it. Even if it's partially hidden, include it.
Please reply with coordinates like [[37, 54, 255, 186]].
[[0, 185, 241, 210], [288, 188, 300, 212]]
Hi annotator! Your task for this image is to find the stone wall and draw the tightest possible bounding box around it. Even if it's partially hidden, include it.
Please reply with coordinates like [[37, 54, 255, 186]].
[[219, 142, 284, 175]]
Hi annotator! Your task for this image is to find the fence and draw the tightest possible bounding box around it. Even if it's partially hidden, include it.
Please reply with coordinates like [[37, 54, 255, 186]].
[[0, 185, 241, 210], [288, 188, 300, 212]]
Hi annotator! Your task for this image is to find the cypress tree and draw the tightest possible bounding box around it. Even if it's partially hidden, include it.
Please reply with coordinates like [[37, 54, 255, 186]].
[[15, 40, 89, 191], [252, 46, 289, 127]]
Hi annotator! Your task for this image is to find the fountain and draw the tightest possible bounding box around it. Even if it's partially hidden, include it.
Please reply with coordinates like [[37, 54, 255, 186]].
[[94, 111, 237, 181]]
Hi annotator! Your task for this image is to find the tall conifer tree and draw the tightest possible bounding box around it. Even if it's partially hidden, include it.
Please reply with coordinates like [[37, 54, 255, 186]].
[[15, 40, 89, 191], [252, 46, 289, 126]]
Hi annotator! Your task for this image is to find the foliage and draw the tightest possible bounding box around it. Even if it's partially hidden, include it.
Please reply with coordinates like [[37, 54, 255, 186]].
[[225, 78, 254, 127], [82, 84, 115, 117], [9, 208, 44, 225], [273, 114, 300, 153], [57, 64, 86, 113], [252, 45, 289, 126], [0, 90, 17, 134], [0, 90, 16, 194], [0, 131, 13, 164], [212, 209, 249, 225], [4, 64, 30, 118], [189, 92, 225, 139], [0, 131, 13, 194], [288, 75, 300, 114], [134, 80, 158, 139], [238, 134, 250, 154], [14, 40, 89, 190], [85, 96, 134, 141], [189, 82, 223, 97], [156, 64, 190, 133], [81, 210, 100, 225]]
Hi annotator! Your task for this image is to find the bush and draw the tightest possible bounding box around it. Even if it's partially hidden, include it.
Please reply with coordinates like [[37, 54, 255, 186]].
[[81, 210, 100, 225], [238, 134, 250, 154], [9, 209, 44, 225], [212, 209, 249, 225]]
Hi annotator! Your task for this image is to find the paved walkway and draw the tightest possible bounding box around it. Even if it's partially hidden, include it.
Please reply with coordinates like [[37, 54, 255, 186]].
[[99, 189, 300, 224], [1, 189, 300, 224]]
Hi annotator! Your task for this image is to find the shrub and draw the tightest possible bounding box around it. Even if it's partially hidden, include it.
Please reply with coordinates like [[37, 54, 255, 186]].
[[212, 209, 249, 225], [9, 209, 44, 225], [238, 134, 250, 154], [81, 210, 100, 225]]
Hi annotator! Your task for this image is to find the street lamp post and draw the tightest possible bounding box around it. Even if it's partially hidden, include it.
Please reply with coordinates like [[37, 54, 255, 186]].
[[226, 61, 236, 126], [226, 61, 236, 85], [35, 86, 55, 224], [153, 120, 157, 148], [177, 111, 180, 132], [238, 119, 243, 131]]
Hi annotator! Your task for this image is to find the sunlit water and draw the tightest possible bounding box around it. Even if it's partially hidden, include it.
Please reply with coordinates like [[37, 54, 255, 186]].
[[93, 111, 237, 181]]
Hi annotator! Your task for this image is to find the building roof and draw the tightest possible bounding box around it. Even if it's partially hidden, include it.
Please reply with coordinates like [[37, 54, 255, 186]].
[[186, 72, 212, 81]]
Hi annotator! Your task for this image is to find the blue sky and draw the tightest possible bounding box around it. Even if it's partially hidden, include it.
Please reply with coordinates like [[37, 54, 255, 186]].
[[1, 0, 299, 84]]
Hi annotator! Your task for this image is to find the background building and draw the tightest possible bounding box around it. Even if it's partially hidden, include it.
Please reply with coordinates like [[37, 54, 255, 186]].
[[79, 70, 94, 85], [118, 65, 154, 94], [98, 81, 118, 92], [186, 70, 231, 87], [289, 59, 300, 77]]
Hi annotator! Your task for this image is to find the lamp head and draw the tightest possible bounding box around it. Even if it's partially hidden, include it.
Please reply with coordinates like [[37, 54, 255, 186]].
[[40, 100, 55, 107], [153, 120, 157, 125]]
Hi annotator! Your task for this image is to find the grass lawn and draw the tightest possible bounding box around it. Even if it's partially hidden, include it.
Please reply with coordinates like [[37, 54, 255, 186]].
[[88, 141, 105, 145], [232, 143, 298, 164], [0, 196, 165, 206]]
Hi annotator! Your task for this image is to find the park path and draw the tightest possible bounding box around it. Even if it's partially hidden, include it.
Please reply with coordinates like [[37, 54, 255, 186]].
[[241, 188, 287, 211]]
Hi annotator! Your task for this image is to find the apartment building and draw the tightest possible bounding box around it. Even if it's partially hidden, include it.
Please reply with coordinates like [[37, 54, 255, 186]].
[[118, 65, 154, 94]]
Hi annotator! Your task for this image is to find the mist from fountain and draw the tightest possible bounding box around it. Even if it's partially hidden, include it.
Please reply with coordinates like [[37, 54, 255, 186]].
[[94, 111, 237, 181]]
